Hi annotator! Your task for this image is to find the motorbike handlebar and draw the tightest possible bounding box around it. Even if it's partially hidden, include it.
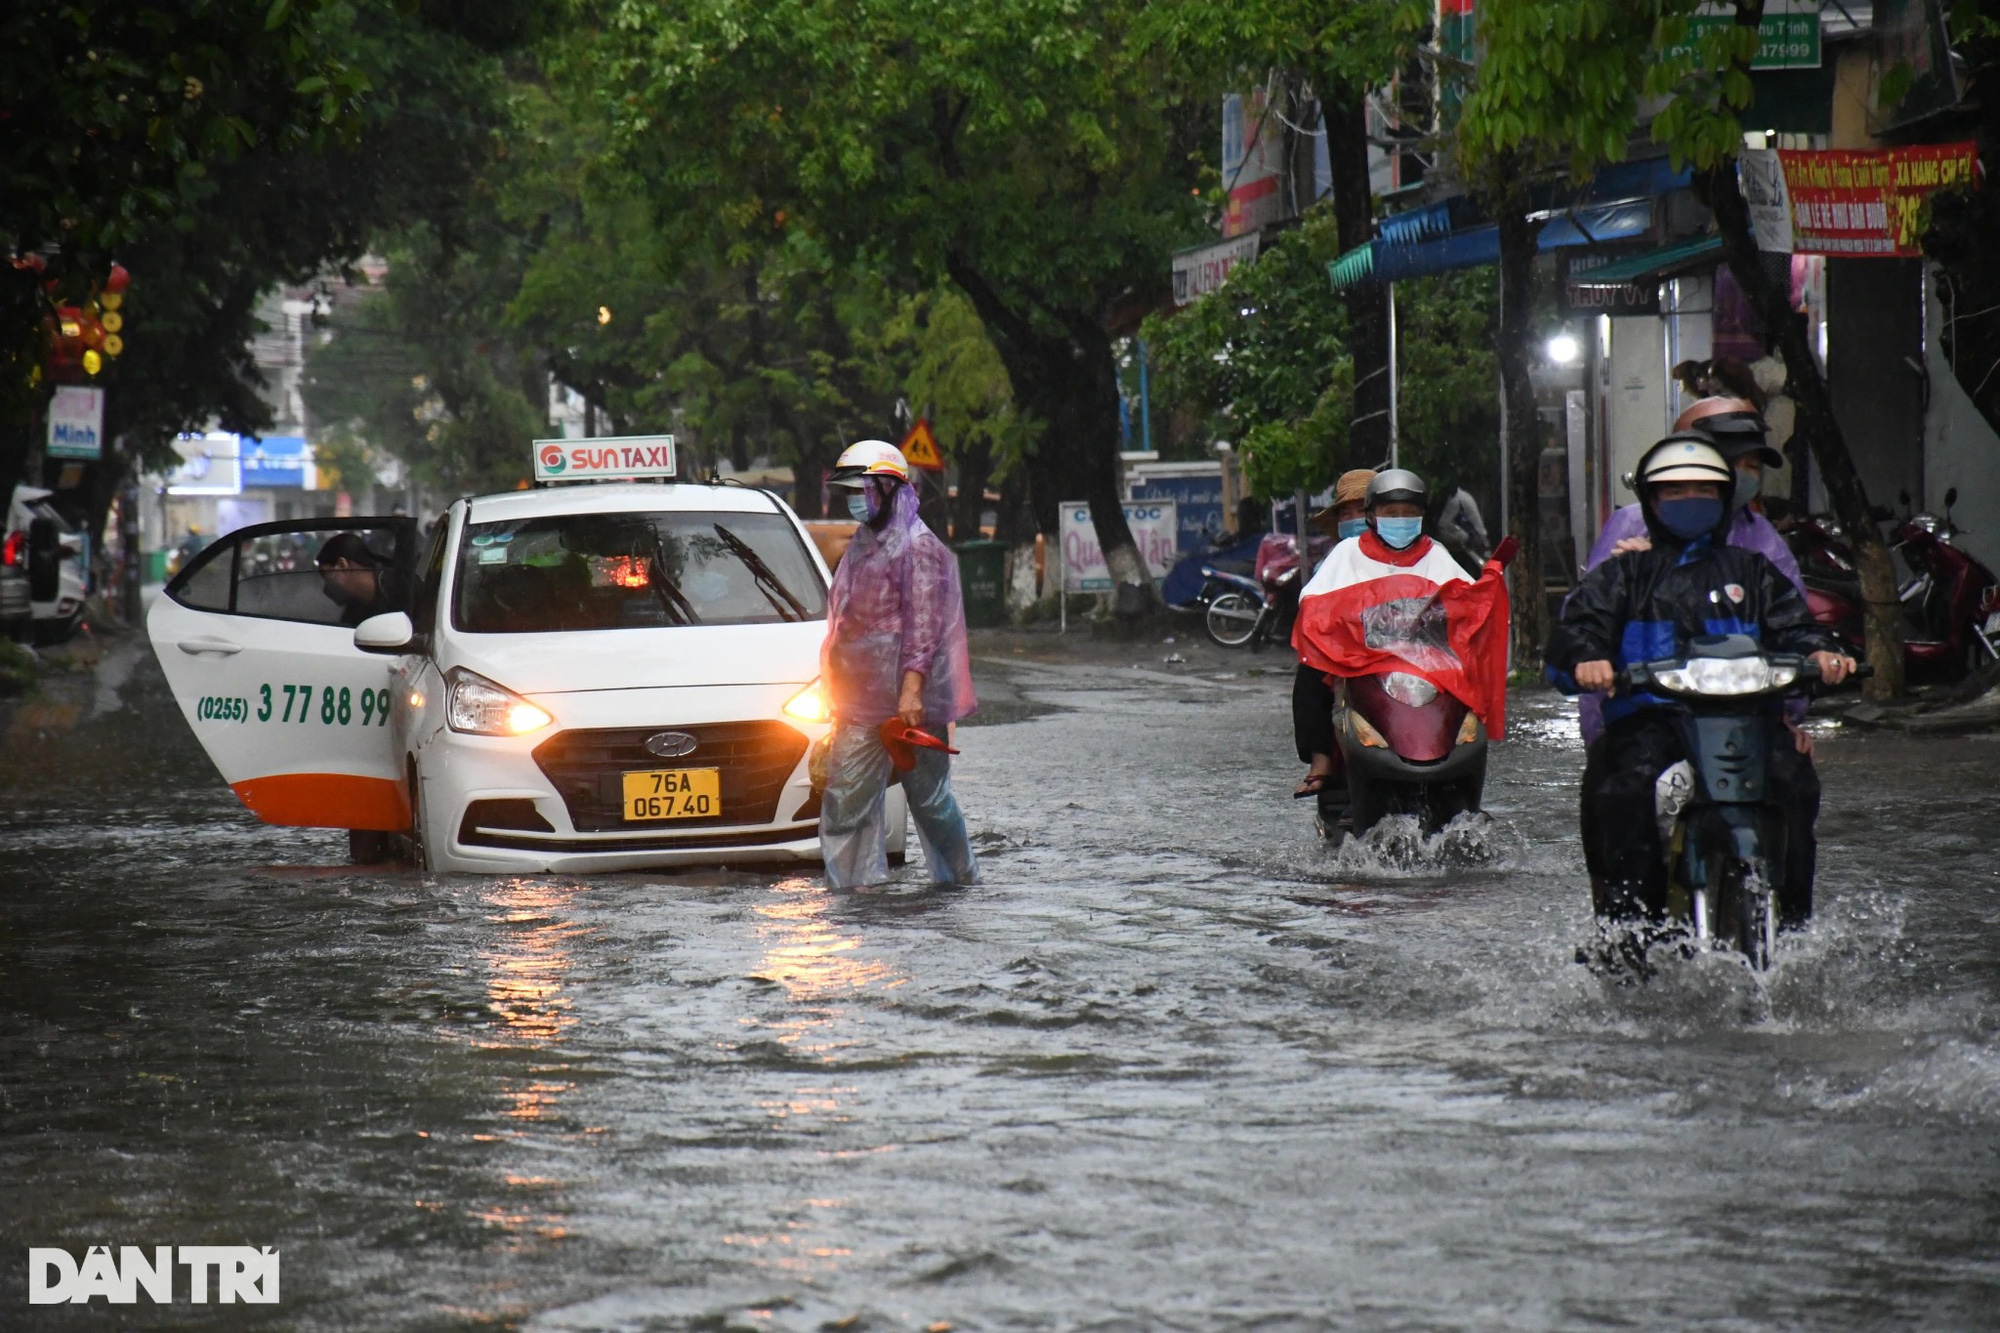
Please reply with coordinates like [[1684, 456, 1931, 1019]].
[[1610, 653, 1868, 696]]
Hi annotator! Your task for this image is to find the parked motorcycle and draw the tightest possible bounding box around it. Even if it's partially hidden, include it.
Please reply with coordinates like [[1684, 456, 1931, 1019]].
[[1201, 532, 1327, 651], [1785, 489, 1999, 683], [1617, 636, 1855, 970]]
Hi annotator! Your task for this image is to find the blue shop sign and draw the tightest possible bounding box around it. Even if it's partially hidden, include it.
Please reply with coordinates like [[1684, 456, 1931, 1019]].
[[1131, 474, 1226, 552], [241, 435, 311, 489]]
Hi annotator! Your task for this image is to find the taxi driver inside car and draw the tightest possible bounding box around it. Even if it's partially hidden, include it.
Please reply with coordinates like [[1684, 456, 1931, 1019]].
[[146, 432, 910, 873]]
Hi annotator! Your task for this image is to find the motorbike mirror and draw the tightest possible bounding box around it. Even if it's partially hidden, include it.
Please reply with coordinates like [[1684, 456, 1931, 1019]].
[[1899, 489, 1912, 508], [1871, 504, 1895, 522], [1945, 486, 1959, 511]]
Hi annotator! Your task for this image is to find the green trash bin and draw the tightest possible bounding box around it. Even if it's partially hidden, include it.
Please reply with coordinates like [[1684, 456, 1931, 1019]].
[[954, 539, 1008, 628]]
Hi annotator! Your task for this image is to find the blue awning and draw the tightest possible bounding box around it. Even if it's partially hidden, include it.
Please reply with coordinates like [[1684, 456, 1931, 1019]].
[[1332, 198, 1659, 290]]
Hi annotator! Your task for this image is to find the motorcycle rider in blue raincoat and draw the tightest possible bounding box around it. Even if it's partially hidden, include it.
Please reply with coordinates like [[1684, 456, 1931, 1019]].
[[818, 440, 980, 889], [1546, 435, 1852, 927]]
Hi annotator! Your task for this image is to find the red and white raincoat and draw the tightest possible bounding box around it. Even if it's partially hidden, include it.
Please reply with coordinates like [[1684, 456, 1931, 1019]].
[[1291, 531, 1513, 739]]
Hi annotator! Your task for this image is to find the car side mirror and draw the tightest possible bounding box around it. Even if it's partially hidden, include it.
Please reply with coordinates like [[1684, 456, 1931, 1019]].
[[353, 611, 416, 654]]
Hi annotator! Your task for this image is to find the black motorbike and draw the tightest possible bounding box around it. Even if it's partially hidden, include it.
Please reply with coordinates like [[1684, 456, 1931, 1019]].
[[1616, 634, 1850, 970]]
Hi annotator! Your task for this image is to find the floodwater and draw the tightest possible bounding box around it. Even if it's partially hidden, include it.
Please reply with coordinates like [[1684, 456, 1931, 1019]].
[[4, 635, 2000, 1330]]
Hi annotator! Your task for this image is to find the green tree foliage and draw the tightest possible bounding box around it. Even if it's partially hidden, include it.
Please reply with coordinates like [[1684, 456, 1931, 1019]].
[[7, 1, 545, 532], [1147, 0, 1423, 466], [1394, 271, 1501, 509], [1145, 223, 1498, 509], [304, 220, 548, 498], [581, 0, 1215, 608], [1143, 217, 1350, 500], [0, 0, 372, 502], [1458, 0, 1907, 694]]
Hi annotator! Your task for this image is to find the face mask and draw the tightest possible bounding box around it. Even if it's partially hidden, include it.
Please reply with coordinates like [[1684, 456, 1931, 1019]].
[[1337, 518, 1368, 541], [845, 492, 872, 522], [1375, 516, 1423, 550], [1732, 469, 1761, 509], [1656, 495, 1724, 541]]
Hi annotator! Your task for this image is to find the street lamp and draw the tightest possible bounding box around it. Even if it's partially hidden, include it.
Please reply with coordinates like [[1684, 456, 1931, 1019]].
[[1545, 331, 1581, 366]]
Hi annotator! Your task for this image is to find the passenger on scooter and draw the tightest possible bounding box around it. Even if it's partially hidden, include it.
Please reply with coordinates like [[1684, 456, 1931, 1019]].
[[1577, 397, 1807, 747], [1292, 468, 1467, 803], [1547, 434, 1853, 927]]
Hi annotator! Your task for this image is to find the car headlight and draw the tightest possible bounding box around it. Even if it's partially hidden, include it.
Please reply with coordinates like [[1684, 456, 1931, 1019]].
[[1655, 657, 1794, 696], [446, 667, 552, 736], [1381, 671, 1438, 707], [782, 678, 831, 723]]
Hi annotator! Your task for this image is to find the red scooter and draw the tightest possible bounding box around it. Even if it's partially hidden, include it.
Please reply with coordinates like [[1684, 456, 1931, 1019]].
[[1785, 488, 2000, 683], [1326, 669, 1488, 835], [1315, 536, 1516, 837]]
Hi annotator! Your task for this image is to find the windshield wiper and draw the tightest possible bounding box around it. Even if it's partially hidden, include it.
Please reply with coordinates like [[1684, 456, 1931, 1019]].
[[644, 530, 700, 625], [712, 523, 809, 622]]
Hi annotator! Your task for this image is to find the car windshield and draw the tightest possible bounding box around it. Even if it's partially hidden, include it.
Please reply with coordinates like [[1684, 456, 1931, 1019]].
[[451, 510, 826, 634]]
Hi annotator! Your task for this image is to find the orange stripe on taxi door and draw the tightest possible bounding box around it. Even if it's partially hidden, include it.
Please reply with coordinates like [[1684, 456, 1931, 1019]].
[[231, 773, 411, 831]]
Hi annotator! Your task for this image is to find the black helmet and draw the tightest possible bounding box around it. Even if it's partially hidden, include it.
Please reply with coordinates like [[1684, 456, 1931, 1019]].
[[1365, 468, 1427, 510]]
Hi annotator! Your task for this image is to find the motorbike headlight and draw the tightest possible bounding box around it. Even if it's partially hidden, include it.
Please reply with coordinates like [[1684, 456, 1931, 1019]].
[[1348, 710, 1390, 749], [1671, 657, 1781, 696], [1381, 671, 1438, 707], [447, 668, 553, 736], [782, 678, 831, 723]]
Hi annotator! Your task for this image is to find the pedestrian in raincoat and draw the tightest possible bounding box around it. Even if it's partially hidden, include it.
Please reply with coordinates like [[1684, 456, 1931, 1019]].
[[818, 440, 980, 889]]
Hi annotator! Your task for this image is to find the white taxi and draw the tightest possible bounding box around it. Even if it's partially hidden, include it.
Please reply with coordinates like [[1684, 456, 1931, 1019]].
[[148, 461, 903, 873]]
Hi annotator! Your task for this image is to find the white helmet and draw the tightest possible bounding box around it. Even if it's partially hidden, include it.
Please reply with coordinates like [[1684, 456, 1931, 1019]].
[[1635, 433, 1733, 488], [828, 439, 910, 488]]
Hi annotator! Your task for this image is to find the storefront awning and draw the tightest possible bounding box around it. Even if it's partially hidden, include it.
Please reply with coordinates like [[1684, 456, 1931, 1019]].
[[1328, 198, 1660, 292], [1567, 235, 1723, 287]]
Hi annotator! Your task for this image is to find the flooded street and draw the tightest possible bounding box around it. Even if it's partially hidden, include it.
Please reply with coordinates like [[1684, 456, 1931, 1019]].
[[5, 633, 2000, 1329]]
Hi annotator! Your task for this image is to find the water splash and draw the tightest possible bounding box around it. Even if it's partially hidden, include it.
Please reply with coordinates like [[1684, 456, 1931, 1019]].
[[1321, 811, 1523, 877]]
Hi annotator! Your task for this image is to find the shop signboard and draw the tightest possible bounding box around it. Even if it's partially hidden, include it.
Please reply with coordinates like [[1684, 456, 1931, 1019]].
[[240, 435, 313, 488], [1560, 249, 1662, 317], [164, 432, 243, 496], [1130, 472, 1226, 551], [1221, 89, 1286, 239], [1780, 142, 1980, 256], [1172, 234, 1261, 307], [1060, 501, 1178, 592], [1662, 0, 1820, 70], [45, 385, 105, 460], [1740, 148, 1795, 252]]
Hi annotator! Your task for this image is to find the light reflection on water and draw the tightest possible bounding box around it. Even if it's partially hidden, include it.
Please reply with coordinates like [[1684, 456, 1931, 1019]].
[[8, 658, 2000, 1330]]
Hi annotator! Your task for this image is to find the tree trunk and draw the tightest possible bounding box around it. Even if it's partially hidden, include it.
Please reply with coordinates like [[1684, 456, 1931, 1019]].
[[943, 253, 1155, 616], [1325, 87, 1391, 470], [949, 433, 995, 542], [1699, 161, 1904, 698], [1495, 194, 1547, 668]]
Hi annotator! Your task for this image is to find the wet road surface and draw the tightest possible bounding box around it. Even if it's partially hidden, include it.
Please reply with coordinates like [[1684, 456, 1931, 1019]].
[[4, 633, 2000, 1329]]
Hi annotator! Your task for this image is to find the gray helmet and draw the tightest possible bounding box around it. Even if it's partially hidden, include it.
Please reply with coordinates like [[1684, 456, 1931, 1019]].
[[1365, 468, 1428, 510]]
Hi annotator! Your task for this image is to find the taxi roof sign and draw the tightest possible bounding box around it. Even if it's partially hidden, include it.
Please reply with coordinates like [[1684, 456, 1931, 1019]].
[[533, 434, 677, 483]]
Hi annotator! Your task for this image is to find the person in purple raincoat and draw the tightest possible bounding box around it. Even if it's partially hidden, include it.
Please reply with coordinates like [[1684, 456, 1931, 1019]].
[[1575, 396, 1813, 750], [818, 439, 980, 889]]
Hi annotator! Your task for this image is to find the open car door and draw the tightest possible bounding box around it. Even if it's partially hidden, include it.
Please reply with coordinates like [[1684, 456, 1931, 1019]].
[[147, 517, 421, 830]]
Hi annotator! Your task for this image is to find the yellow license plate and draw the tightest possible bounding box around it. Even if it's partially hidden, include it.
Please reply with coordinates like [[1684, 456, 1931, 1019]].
[[621, 768, 721, 821]]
